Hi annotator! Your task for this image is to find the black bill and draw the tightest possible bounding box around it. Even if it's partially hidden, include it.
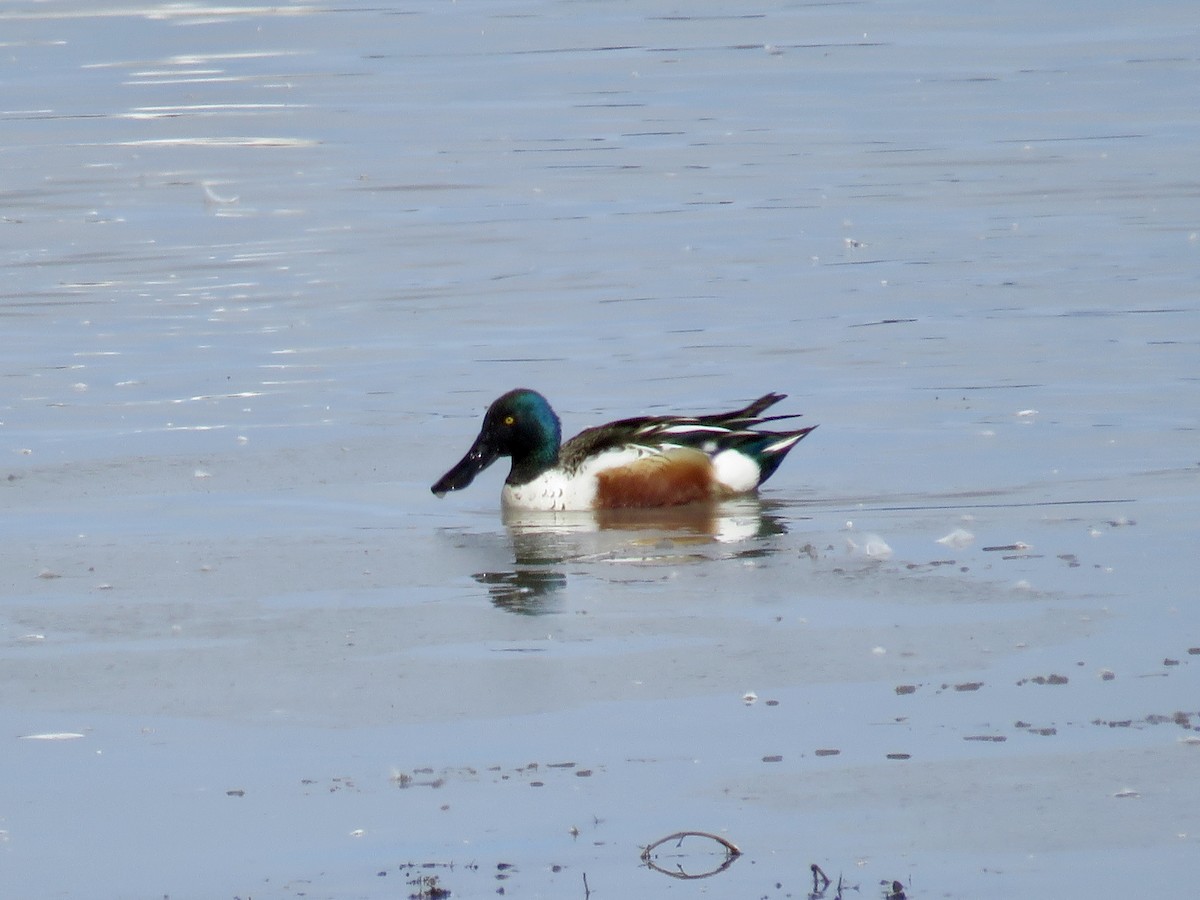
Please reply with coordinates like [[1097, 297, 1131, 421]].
[[431, 434, 500, 497]]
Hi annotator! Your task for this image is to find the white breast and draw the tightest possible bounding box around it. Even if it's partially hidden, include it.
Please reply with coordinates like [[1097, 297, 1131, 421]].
[[502, 469, 591, 512]]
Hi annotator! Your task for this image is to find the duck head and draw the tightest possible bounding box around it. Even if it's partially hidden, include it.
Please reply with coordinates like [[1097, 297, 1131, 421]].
[[431, 388, 562, 496]]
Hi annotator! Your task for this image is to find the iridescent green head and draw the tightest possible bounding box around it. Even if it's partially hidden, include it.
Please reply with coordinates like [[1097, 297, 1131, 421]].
[[431, 389, 562, 495]]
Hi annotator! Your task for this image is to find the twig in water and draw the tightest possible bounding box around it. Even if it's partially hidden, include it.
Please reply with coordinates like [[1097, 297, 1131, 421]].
[[811, 863, 832, 893], [640, 830, 742, 880], [640, 830, 741, 861]]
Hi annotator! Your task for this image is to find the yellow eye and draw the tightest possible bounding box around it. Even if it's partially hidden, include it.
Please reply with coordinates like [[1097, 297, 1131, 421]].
[[504, 415, 515, 426]]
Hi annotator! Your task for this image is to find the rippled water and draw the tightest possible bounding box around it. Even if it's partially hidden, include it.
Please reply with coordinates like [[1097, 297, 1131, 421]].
[[3, 2, 1198, 898]]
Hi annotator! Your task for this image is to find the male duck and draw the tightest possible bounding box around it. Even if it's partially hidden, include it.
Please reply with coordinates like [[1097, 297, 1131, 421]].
[[431, 389, 815, 512]]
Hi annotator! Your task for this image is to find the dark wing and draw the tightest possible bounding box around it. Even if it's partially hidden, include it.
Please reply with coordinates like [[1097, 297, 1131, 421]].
[[694, 392, 788, 426], [558, 420, 648, 471], [559, 393, 807, 472]]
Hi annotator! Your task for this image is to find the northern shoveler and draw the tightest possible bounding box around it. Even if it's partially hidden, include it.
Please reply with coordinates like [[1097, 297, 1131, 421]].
[[431, 389, 816, 512]]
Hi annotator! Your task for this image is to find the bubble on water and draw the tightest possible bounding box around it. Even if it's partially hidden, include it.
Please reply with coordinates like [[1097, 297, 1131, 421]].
[[936, 528, 974, 549]]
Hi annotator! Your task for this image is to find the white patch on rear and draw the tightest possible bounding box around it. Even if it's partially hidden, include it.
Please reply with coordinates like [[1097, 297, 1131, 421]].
[[711, 449, 761, 494]]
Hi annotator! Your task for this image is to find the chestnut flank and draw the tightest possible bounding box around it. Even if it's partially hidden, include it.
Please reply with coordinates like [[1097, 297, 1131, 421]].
[[594, 449, 720, 509]]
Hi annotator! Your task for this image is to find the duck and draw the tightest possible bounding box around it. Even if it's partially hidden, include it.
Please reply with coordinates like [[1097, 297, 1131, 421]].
[[431, 388, 815, 512]]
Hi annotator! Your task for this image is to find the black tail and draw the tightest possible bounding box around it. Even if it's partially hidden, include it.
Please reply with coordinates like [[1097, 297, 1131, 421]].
[[701, 392, 804, 428], [747, 425, 818, 484]]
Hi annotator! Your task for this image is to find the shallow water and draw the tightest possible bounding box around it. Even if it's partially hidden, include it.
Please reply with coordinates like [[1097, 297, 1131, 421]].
[[2, 1, 1199, 897]]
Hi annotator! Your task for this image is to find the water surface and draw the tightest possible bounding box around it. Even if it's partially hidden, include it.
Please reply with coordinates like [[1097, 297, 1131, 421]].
[[2, 2, 1198, 897]]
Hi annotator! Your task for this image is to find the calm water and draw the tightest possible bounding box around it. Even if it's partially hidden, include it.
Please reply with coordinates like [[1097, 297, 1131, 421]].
[[2, 2, 1198, 897]]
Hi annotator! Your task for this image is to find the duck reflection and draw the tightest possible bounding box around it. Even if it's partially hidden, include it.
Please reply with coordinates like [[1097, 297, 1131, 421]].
[[472, 568, 569, 614], [473, 499, 790, 615]]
